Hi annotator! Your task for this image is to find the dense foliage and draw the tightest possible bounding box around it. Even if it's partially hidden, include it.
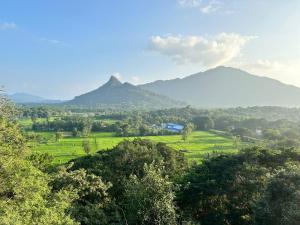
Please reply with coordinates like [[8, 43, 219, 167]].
[[2, 101, 300, 224], [177, 147, 300, 225], [0, 97, 78, 225]]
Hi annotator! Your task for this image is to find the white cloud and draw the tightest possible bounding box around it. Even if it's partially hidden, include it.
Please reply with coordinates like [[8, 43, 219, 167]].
[[233, 59, 300, 87], [112, 72, 122, 80], [0, 22, 17, 30], [243, 60, 284, 72], [40, 38, 65, 45], [201, 0, 221, 14], [131, 76, 142, 84], [149, 33, 256, 67], [177, 0, 202, 7], [178, 0, 223, 14]]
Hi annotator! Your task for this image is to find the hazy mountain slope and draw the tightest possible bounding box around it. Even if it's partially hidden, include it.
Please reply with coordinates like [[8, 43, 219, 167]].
[[67, 76, 184, 109], [9, 93, 45, 103], [140, 66, 300, 107], [8, 93, 62, 104]]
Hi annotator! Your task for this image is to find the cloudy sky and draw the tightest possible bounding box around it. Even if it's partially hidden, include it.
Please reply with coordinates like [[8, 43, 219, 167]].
[[1, 0, 300, 99]]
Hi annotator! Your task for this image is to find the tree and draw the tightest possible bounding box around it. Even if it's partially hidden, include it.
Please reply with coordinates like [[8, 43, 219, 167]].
[[55, 131, 63, 142], [182, 123, 194, 141], [68, 139, 187, 224], [117, 123, 130, 137], [94, 137, 99, 150], [27, 152, 54, 171], [177, 147, 300, 225], [71, 139, 188, 200], [254, 165, 300, 225], [232, 136, 241, 149], [72, 128, 80, 137], [123, 163, 177, 225], [283, 129, 300, 140], [52, 167, 120, 225], [82, 119, 92, 137], [82, 139, 92, 155], [193, 116, 214, 131], [262, 129, 281, 140], [0, 98, 77, 225], [231, 127, 253, 138], [0, 155, 77, 225], [30, 114, 38, 123]]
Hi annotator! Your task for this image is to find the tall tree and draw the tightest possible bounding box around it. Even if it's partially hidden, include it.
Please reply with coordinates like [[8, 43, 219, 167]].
[[82, 139, 92, 155], [55, 131, 63, 142], [123, 163, 177, 225], [254, 165, 300, 225], [0, 97, 77, 225], [52, 167, 120, 225], [182, 123, 194, 141], [193, 116, 214, 131]]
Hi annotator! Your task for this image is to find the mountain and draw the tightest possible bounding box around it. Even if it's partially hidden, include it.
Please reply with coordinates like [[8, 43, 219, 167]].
[[140, 66, 300, 107], [67, 76, 184, 109], [8, 93, 62, 104]]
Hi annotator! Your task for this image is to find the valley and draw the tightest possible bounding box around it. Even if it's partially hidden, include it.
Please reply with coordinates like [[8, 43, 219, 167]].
[[2, 1, 299, 224]]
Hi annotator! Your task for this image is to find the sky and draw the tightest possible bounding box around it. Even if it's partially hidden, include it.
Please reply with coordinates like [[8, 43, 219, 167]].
[[1, 0, 300, 99]]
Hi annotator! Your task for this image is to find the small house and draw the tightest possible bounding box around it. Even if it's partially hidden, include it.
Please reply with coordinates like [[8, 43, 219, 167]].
[[162, 123, 184, 133]]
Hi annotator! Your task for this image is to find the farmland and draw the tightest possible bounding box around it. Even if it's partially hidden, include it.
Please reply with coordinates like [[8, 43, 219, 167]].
[[30, 131, 239, 164]]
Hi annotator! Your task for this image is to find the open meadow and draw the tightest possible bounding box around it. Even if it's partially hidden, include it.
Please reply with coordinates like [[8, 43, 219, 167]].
[[30, 131, 239, 164]]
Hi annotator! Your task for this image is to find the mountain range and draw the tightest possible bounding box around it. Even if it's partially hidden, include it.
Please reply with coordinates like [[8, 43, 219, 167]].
[[66, 76, 184, 109], [9, 66, 300, 108], [141, 66, 300, 107], [8, 93, 62, 104]]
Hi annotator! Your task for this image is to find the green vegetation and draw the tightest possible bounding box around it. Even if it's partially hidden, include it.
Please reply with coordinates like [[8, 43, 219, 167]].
[[2, 100, 299, 225], [177, 147, 300, 225], [0, 97, 77, 225], [31, 131, 238, 164]]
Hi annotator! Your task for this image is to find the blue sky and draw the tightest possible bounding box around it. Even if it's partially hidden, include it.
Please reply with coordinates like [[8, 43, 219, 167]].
[[1, 0, 300, 99]]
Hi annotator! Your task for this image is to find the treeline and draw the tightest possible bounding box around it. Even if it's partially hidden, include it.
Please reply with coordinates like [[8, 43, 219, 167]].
[[30, 117, 173, 137], [32, 117, 115, 133], [20, 106, 300, 144], [20, 105, 300, 122], [129, 107, 300, 147]]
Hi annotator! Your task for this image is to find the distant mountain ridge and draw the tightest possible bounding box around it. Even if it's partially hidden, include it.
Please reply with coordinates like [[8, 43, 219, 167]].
[[67, 76, 184, 109], [140, 66, 300, 107], [8, 93, 62, 104], [10, 67, 300, 108]]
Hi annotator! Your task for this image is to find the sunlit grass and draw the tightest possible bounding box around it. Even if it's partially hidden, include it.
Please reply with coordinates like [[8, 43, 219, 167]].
[[31, 131, 238, 164]]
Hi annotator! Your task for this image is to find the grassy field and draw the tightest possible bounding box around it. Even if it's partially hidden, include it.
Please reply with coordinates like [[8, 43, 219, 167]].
[[30, 131, 239, 164]]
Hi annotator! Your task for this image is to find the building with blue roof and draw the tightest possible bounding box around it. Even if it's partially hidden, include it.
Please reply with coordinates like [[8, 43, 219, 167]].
[[162, 123, 184, 133]]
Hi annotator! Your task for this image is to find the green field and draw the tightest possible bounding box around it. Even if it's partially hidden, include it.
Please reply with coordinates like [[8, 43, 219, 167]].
[[30, 131, 238, 164]]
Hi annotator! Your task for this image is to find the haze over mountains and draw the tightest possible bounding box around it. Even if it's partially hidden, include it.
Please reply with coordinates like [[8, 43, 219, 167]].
[[67, 76, 184, 108], [8, 93, 62, 104], [9, 66, 300, 108], [141, 66, 300, 107]]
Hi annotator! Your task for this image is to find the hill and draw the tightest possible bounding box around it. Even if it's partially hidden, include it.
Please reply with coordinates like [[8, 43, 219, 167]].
[[140, 66, 300, 107], [67, 76, 184, 109], [8, 93, 62, 104]]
